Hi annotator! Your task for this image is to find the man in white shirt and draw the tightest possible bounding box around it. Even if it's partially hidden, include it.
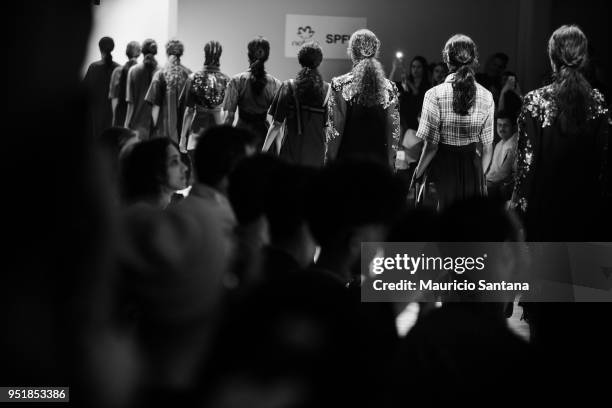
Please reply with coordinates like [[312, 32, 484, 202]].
[[486, 110, 518, 199]]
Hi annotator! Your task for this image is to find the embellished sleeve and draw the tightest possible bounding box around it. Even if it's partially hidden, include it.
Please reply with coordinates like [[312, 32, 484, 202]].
[[324, 79, 346, 163], [222, 76, 240, 113], [415, 88, 440, 144], [385, 81, 401, 163], [511, 93, 536, 214], [387, 81, 401, 153], [591, 90, 611, 197]]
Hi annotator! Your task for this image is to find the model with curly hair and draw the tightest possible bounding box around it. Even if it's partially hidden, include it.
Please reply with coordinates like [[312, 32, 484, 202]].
[[264, 42, 330, 166], [145, 39, 192, 142], [223, 36, 281, 148], [325, 29, 400, 168]]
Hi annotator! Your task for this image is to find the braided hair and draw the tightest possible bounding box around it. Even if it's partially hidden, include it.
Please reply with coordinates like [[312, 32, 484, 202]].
[[443, 34, 479, 115], [247, 37, 270, 95], [548, 25, 593, 135]]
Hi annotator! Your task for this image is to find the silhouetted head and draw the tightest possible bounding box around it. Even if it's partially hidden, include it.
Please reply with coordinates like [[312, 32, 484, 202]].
[[247, 37, 270, 95], [142, 39, 158, 56], [298, 42, 323, 69], [98, 36, 115, 55], [193, 126, 255, 192], [125, 41, 141, 59]]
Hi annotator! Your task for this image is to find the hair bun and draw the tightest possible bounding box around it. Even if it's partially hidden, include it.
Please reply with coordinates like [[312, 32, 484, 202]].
[[298, 42, 323, 69]]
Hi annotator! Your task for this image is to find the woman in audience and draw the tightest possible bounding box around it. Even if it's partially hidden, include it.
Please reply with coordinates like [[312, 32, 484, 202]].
[[392, 55, 431, 134], [325, 29, 400, 168], [412, 34, 494, 210], [120, 138, 188, 208], [223, 37, 281, 149], [179, 41, 230, 162], [497, 70, 523, 117], [264, 42, 330, 166], [430, 61, 449, 86], [511, 25, 609, 240], [146, 39, 192, 142]]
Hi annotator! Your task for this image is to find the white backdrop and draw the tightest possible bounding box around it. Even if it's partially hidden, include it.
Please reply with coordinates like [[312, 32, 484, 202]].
[[83, 0, 177, 76]]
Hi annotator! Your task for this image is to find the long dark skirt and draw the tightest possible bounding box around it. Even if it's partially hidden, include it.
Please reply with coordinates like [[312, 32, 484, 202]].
[[428, 143, 485, 209]]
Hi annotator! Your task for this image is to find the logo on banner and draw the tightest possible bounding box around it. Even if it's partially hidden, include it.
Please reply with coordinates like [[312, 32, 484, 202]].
[[285, 15, 367, 59], [292, 26, 316, 46]]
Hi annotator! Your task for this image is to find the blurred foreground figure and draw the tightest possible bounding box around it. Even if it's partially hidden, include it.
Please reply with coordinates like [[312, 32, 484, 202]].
[[3, 2, 134, 407]]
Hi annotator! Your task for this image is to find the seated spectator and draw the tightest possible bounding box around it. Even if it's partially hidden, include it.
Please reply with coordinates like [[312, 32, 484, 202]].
[[119, 138, 188, 208], [180, 125, 255, 233], [476, 52, 509, 103], [260, 163, 319, 280], [497, 70, 523, 116], [386, 198, 532, 405], [227, 154, 284, 285], [430, 61, 449, 86], [198, 270, 362, 407], [486, 110, 518, 200], [305, 159, 407, 287]]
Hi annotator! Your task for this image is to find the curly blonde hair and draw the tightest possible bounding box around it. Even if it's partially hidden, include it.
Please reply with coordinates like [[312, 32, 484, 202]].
[[348, 29, 387, 107]]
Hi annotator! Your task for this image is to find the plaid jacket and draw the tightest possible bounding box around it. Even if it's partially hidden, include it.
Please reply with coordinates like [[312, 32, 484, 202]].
[[416, 73, 494, 146]]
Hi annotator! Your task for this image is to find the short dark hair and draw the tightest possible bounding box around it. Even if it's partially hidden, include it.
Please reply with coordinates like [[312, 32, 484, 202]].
[[496, 109, 517, 125], [228, 154, 284, 225], [98, 36, 115, 53], [120, 138, 177, 205], [193, 126, 252, 187]]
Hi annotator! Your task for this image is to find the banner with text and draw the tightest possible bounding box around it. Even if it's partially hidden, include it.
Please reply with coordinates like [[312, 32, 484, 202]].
[[285, 14, 367, 59]]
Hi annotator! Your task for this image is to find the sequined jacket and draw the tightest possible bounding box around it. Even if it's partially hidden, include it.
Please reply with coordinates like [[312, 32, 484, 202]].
[[325, 72, 400, 165], [184, 67, 230, 111], [512, 85, 610, 222]]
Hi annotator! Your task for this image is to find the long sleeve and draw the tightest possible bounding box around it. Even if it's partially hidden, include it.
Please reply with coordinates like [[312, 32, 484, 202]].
[[511, 98, 535, 214], [386, 87, 401, 164], [325, 81, 346, 163]]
